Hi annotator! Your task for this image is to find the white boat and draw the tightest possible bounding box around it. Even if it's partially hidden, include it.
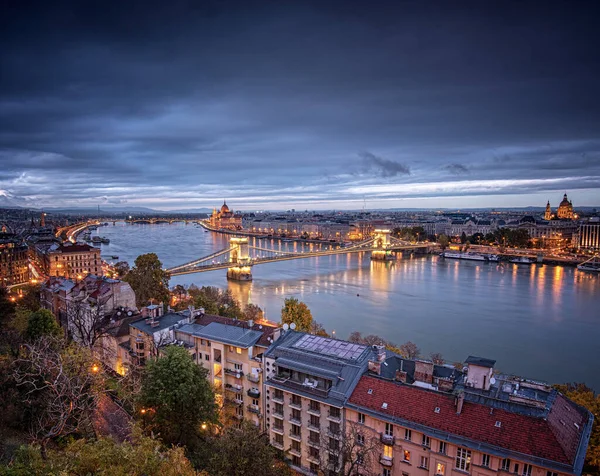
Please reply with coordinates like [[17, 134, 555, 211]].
[[443, 251, 486, 261], [577, 256, 600, 272], [486, 254, 499, 262], [510, 256, 536, 265]]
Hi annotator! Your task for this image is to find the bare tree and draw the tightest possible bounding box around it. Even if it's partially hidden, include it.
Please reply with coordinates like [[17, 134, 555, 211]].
[[320, 421, 381, 476], [430, 352, 445, 365], [66, 296, 113, 350], [399, 341, 420, 359], [13, 336, 101, 458]]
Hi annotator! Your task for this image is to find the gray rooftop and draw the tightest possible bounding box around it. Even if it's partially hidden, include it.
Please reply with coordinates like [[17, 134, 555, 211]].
[[466, 355, 496, 368], [177, 321, 264, 348], [130, 311, 190, 334]]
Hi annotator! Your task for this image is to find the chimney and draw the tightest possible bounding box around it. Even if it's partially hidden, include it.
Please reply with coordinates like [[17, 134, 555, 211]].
[[248, 319, 253, 329], [395, 369, 407, 383], [188, 304, 195, 322], [158, 302, 164, 317], [373, 344, 386, 362], [456, 392, 465, 415], [273, 328, 281, 342], [414, 360, 434, 384]]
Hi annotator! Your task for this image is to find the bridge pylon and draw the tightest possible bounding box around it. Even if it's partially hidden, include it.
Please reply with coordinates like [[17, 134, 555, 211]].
[[371, 229, 394, 261], [227, 237, 253, 281]]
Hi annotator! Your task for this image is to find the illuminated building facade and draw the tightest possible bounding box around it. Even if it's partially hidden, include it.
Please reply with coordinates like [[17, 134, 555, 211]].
[[46, 242, 102, 278], [577, 218, 600, 250], [0, 231, 29, 286], [209, 201, 242, 230], [556, 193, 575, 220]]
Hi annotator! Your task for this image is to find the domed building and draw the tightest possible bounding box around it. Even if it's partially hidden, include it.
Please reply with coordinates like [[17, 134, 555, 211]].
[[209, 201, 242, 230], [557, 193, 575, 220]]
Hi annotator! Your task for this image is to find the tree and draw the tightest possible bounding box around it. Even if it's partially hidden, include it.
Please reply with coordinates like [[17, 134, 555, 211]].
[[113, 261, 130, 278], [12, 337, 101, 458], [281, 297, 313, 332], [123, 253, 170, 307], [192, 286, 244, 319], [17, 284, 41, 312], [138, 345, 216, 446], [310, 320, 329, 337], [3, 430, 201, 476], [430, 352, 445, 365], [320, 421, 381, 476], [460, 232, 468, 244], [437, 234, 450, 250], [243, 303, 264, 322], [66, 297, 115, 351], [348, 331, 364, 343], [0, 286, 16, 327], [399, 341, 420, 359], [197, 422, 291, 476], [25, 309, 61, 341]]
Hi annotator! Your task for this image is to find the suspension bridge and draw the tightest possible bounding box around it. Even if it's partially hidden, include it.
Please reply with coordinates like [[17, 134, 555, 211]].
[[166, 229, 433, 280]]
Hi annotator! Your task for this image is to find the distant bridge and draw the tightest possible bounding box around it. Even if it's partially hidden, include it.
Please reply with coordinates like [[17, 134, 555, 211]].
[[125, 218, 204, 225], [166, 230, 432, 280]]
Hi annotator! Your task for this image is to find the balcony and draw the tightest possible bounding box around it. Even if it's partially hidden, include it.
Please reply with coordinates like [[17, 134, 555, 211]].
[[289, 399, 302, 410], [307, 406, 321, 417], [289, 416, 302, 425], [307, 454, 320, 465], [271, 425, 284, 435], [272, 440, 284, 450], [327, 429, 341, 439], [289, 430, 302, 441], [380, 433, 395, 446], [271, 376, 329, 398], [247, 404, 260, 415], [234, 413, 244, 420], [272, 409, 284, 419], [225, 383, 243, 393], [214, 356, 222, 363], [307, 438, 320, 449], [247, 388, 260, 398], [224, 368, 244, 377], [379, 455, 394, 467], [224, 397, 243, 406], [247, 373, 260, 383], [307, 423, 320, 432], [289, 447, 302, 457], [271, 394, 285, 404], [327, 411, 341, 423]]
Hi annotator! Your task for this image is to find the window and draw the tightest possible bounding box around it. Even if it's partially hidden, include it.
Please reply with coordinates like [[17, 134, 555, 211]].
[[204, 353, 209, 361], [274, 389, 284, 401], [330, 406, 341, 418], [383, 445, 393, 459], [329, 437, 338, 450], [309, 431, 319, 444], [310, 447, 319, 459], [252, 398, 259, 406], [236, 347, 242, 354], [274, 402, 283, 415], [291, 395, 302, 406], [274, 433, 283, 445], [501, 459, 511, 471], [422, 434, 431, 448], [309, 400, 320, 412], [385, 422, 394, 436], [292, 455, 301, 467], [310, 414, 320, 428], [439, 441, 446, 454], [482, 453, 490, 468], [404, 428, 412, 441], [455, 448, 471, 471], [357, 433, 365, 446], [403, 450, 411, 463], [383, 469, 391, 476], [291, 424, 301, 436], [358, 412, 365, 424], [357, 453, 364, 465], [514, 464, 520, 474], [292, 408, 302, 422], [292, 440, 301, 452], [522, 464, 532, 476], [436, 462, 446, 475], [329, 421, 340, 434], [234, 363, 242, 371], [546, 472, 558, 476], [420, 456, 429, 469], [235, 406, 243, 417], [229, 346, 234, 353]]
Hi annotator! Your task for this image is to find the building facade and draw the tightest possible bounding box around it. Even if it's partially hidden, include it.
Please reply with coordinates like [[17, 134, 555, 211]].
[[45, 242, 102, 278], [0, 232, 29, 286], [209, 202, 242, 230], [577, 218, 600, 250]]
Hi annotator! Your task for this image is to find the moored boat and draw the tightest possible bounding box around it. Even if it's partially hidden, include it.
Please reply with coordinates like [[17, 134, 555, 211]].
[[510, 256, 536, 265], [443, 251, 486, 261]]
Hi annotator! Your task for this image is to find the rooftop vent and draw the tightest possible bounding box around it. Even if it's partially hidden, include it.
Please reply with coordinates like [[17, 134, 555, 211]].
[[495, 421, 502, 428], [434, 407, 440, 414], [367, 389, 373, 395], [382, 402, 388, 409]]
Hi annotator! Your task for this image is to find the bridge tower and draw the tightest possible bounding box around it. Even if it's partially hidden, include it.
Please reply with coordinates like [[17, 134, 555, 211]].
[[371, 229, 394, 261], [227, 237, 253, 281]]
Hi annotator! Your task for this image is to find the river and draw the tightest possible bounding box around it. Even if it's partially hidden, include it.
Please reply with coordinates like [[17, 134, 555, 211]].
[[94, 222, 600, 390]]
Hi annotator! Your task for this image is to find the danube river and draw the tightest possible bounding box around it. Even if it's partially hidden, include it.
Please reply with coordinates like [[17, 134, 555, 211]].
[[95, 222, 600, 390]]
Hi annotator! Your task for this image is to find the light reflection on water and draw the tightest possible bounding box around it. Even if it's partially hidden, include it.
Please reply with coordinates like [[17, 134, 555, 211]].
[[97, 222, 600, 389]]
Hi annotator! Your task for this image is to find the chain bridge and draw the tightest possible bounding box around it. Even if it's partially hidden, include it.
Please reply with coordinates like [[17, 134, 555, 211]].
[[166, 229, 431, 281]]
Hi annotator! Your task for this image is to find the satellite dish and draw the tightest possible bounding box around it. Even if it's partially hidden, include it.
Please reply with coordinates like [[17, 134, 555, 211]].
[[283, 323, 289, 330], [127, 311, 133, 316], [290, 323, 296, 330], [259, 325, 263, 329], [117, 311, 121, 316], [490, 377, 496, 385]]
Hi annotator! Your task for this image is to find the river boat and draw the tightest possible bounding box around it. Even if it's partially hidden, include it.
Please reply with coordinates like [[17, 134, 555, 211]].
[[442, 251, 487, 261], [510, 256, 536, 265], [486, 254, 499, 262], [577, 256, 600, 272]]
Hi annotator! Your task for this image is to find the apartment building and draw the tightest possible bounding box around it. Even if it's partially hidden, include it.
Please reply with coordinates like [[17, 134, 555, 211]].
[[175, 315, 278, 429], [0, 232, 29, 286], [263, 331, 381, 475], [45, 242, 102, 278], [345, 355, 593, 476]]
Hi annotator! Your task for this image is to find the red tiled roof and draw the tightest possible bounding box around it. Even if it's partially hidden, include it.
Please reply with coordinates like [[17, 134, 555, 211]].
[[194, 314, 277, 347], [348, 375, 583, 466]]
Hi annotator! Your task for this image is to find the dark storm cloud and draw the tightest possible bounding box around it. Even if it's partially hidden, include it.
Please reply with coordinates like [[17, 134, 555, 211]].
[[359, 152, 411, 178], [0, 0, 599, 209]]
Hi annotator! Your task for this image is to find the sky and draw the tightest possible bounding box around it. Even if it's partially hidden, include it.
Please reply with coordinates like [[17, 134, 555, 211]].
[[1, 1, 599, 211]]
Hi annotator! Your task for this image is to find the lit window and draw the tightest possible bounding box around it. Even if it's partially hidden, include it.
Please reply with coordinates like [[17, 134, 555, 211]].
[[436, 462, 446, 475], [236, 347, 242, 354], [455, 447, 471, 471], [403, 450, 410, 462], [383, 445, 393, 459]]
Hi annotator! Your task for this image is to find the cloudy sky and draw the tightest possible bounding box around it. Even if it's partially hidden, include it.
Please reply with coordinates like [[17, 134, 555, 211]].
[[1, 1, 599, 210]]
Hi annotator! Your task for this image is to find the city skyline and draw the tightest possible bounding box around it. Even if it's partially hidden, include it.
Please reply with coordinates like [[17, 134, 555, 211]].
[[1, 1, 600, 210]]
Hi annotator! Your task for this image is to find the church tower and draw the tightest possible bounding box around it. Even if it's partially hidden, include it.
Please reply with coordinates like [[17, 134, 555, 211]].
[[40, 211, 46, 228], [544, 201, 552, 220]]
